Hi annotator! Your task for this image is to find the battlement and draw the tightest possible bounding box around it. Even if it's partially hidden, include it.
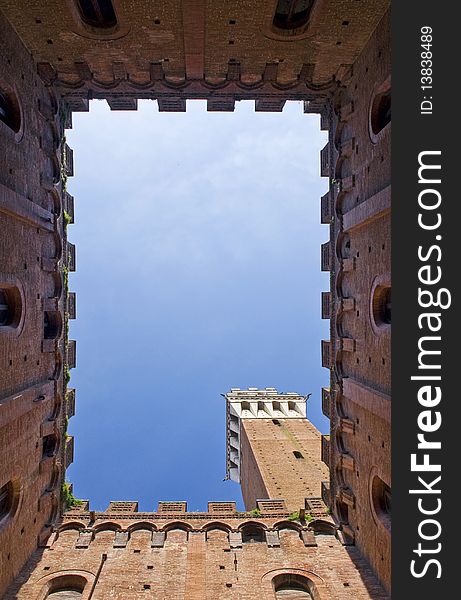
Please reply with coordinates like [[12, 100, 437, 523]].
[[64, 496, 328, 519]]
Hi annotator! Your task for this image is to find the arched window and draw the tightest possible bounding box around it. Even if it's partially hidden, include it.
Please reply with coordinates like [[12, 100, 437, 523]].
[[43, 434, 58, 458], [0, 88, 21, 133], [273, 0, 314, 32], [372, 285, 391, 327], [0, 289, 12, 326], [45, 575, 87, 599], [75, 0, 117, 29], [0, 480, 20, 525], [0, 482, 13, 521], [370, 88, 391, 135], [273, 574, 314, 598], [241, 523, 265, 543], [371, 476, 391, 530], [335, 497, 349, 524], [0, 286, 22, 329], [44, 311, 62, 339]]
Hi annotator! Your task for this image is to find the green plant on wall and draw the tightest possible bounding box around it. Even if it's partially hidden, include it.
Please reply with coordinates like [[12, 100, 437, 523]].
[[287, 511, 300, 521], [64, 210, 72, 227], [61, 482, 82, 510]]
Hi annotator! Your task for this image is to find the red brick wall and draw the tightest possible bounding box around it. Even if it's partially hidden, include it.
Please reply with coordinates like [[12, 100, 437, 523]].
[[323, 9, 391, 592], [0, 10, 71, 596], [5, 509, 389, 599], [241, 419, 329, 513]]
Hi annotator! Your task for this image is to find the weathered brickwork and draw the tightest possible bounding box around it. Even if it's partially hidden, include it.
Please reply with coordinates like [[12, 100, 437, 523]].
[[0, 0, 390, 110], [320, 9, 391, 592], [0, 9, 75, 594], [240, 417, 329, 513], [0, 1, 391, 597], [5, 504, 388, 600]]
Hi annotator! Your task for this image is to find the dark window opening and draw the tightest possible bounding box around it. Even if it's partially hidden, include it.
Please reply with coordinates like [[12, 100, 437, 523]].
[[0, 290, 12, 326], [336, 498, 349, 524], [76, 0, 117, 29], [0, 286, 22, 329], [46, 575, 86, 599], [42, 434, 58, 458], [0, 89, 21, 133], [0, 482, 13, 520], [293, 450, 304, 459], [241, 524, 265, 543], [383, 487, 391, 513], [274, 574, 314, 598], [370, 89, 391, 135], [371, 475, 391, 530], [273, 0, 314, 31], [44, 311, 62, 339], [372, 285, 391, 327], [272, 419, 281, 426]]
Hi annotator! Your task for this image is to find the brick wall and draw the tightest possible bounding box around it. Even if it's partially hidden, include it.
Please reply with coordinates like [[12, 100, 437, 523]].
[[5, 506, 388, 599], [320, 9, 391, 592], [240, 418, 330, 514], [0, 10, 74, 596]]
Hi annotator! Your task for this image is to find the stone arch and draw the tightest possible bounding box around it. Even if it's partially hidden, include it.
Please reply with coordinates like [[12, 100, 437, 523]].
[[0, 276, 25, 336], [127, 521, 157, 534], [162, 521, 193, 533], [93, 521, 121, 533], [48, 394, 62, 421], [307, 519, 336, 535], [49, 188, 61, 217], [0, 479, 21, 530], [370, 274, 391, 335], [42, 432, 59, 458], [369, 467, 391, 533], [336, 232, 351, 260], [273, 520, 302, 533], [53, 526, 83, 549], [44, 310, 63, 340], [46, 464, 60, 492], [239, 521, 267, 543], [261, 569, 328, 600], [36, 571, 95, 600], [201, 521, 232, 533], [50, 351, 63, 382], [57, 521, 86, 534]]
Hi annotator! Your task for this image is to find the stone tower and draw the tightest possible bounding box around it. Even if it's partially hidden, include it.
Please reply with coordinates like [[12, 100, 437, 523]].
[[225, 388, 329, 513]]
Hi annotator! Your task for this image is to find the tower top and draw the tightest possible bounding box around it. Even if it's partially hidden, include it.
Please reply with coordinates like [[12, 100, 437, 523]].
[[224, 388, 308, 482]]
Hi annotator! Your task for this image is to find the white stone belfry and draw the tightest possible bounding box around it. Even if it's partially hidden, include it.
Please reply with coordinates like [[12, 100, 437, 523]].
[[223, 388, 308, 483]]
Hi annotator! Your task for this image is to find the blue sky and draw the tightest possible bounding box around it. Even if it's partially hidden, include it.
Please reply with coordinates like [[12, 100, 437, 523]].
[[66, 99, 329, 512]]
